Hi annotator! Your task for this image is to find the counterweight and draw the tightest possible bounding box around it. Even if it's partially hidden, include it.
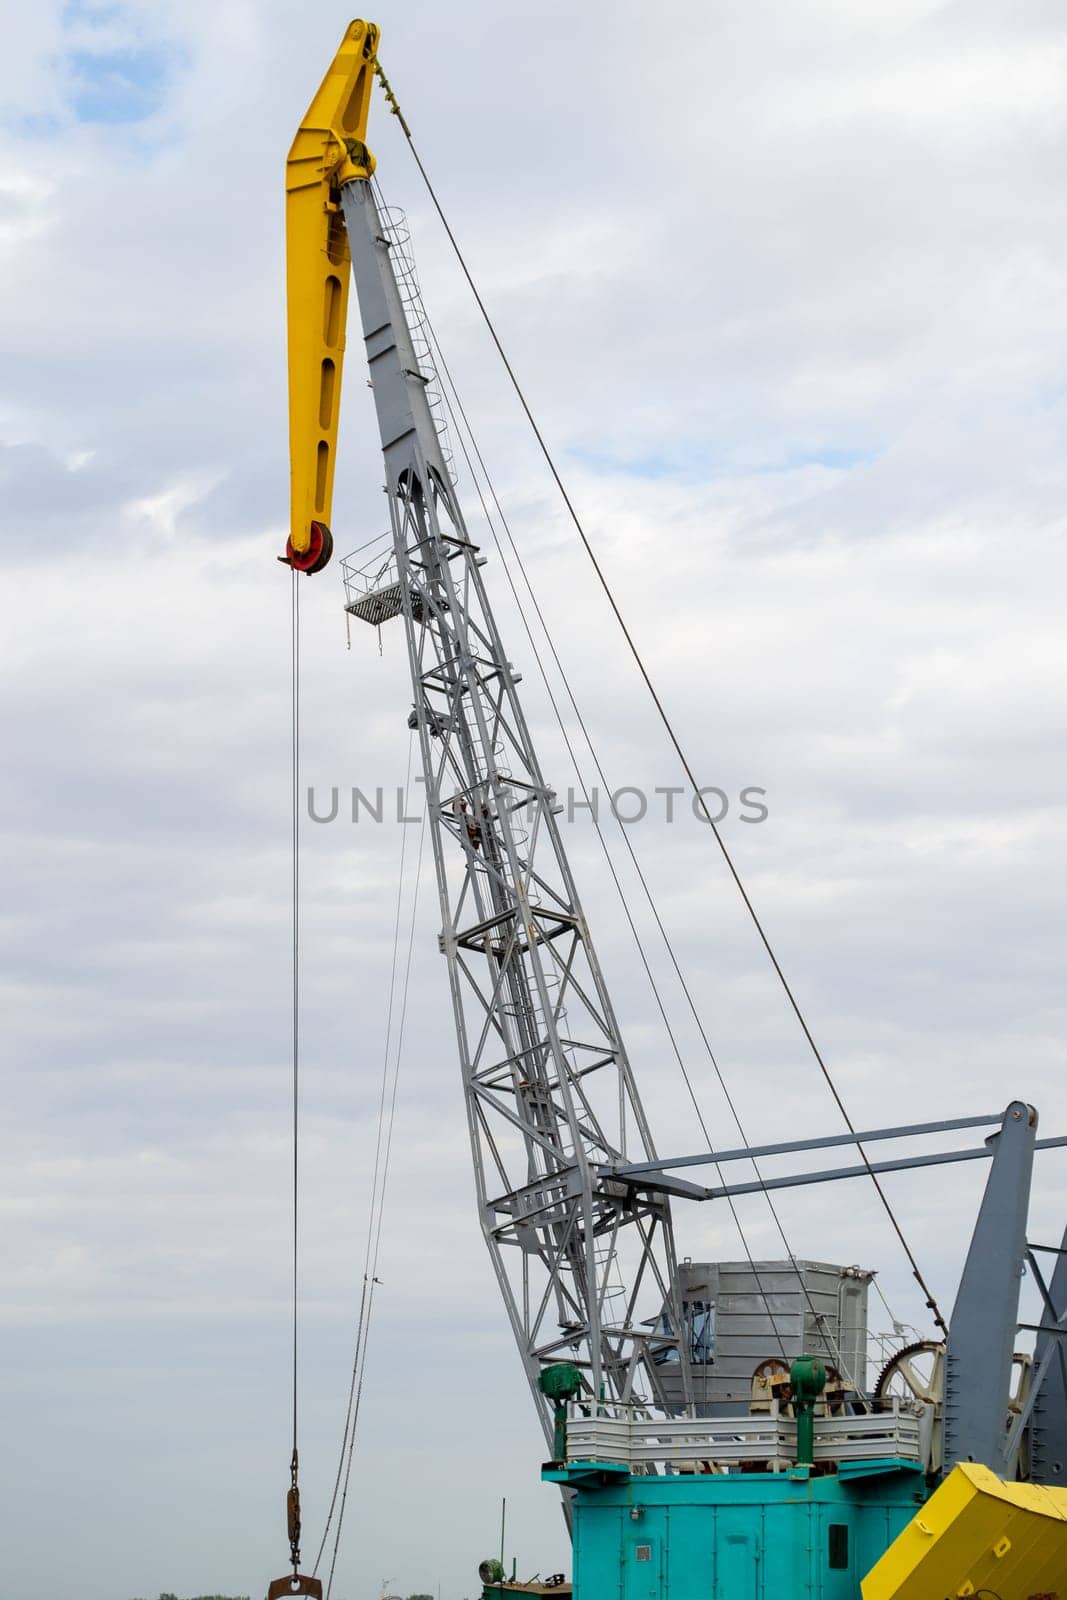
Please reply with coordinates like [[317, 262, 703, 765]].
[[340, 177, 694, 1442]]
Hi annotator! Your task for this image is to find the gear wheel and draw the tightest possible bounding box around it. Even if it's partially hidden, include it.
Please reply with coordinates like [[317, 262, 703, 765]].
[[873, 1339, 944, 1409], [874, 1339, 944, 1473], [874, 1339, 1031, 1477], [874, 1340, 1030, 1410]]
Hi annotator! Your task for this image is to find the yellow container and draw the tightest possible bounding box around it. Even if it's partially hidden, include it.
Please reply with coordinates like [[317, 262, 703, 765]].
[[862, 1460, 1067, 1598]]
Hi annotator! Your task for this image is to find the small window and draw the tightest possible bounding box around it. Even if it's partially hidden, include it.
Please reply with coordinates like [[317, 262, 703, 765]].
[[651, 1301, 715, 1365], [689, 1302, 714, 1364], [828, 1523, 849, 1570], [635, 1545, 651, 1562], [651, 1310, 679, 1365]]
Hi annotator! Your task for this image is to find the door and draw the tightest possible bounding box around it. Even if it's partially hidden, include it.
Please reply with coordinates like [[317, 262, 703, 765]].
[[623, 1531, 664, 1600], [713, 1514, 760, 1600]]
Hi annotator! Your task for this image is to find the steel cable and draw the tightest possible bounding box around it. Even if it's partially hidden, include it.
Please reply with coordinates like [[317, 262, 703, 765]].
[[290, 568, 301, 1496], [420, 306, 860, 1381], [420, 312, 794, 1363], [314, 738, 427, 1593], [324, 802, 426, 1600], [392, 118, 947, 1339]]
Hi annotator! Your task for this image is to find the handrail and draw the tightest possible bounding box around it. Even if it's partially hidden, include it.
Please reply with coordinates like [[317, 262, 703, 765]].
[[564, 1399, 920, 1470]]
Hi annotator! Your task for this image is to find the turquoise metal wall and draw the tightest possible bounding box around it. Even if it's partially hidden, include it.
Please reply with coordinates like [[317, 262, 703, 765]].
[[546, 1462, 927, 1599]]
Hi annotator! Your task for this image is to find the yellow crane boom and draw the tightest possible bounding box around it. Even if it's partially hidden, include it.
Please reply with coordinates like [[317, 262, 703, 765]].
[[281, 19, 380, 573]]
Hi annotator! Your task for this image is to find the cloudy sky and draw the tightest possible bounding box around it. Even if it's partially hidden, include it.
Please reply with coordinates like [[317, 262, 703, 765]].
[[3, 1, 1067, 1597]]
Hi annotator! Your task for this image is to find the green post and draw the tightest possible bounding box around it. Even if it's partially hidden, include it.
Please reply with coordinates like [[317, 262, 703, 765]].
[[499, 1494, 506, 1576], [537, 1362, 583, 1461], [790, 1355, 827, 1468]]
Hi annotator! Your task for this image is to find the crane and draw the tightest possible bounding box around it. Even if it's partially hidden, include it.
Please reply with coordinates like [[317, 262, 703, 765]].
[[283, 19, 695, 1440], [275, 21, 1067, 1600]]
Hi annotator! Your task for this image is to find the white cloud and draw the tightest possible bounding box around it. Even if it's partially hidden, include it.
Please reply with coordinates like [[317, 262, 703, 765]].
[[4, 3, 1067, 1598]]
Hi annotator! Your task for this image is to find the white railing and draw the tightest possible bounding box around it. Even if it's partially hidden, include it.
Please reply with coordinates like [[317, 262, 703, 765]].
[[563, 1399, 920, 1471], [811, 1407, 922, 1463]]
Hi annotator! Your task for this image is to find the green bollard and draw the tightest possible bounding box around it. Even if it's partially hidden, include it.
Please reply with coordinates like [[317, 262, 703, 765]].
[[790, 1356, 827, 1468], [538, 1362, 583, 1461]]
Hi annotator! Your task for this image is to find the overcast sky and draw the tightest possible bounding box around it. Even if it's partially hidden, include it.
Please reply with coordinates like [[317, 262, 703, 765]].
[[3, 2, 1067, 1598]]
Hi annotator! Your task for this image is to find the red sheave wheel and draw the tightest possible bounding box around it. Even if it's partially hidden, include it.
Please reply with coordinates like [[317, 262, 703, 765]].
[[285, 521, 334, 574]]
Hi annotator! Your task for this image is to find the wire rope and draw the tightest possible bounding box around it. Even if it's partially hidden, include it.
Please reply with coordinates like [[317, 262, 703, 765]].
[[313, 738, 427, 1593], [392, 120, 947, 1340], [418, 317, 792, 1364], [290, 569, 301, 1508], [325, 804, 426, 1599], [421, 308, 864, 1382]]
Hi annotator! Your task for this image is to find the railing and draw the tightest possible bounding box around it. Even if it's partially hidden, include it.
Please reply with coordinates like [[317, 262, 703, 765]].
[[563, 1399, 920, 1471], [341, 534, 408, 629], [375, 198, 456, 484]]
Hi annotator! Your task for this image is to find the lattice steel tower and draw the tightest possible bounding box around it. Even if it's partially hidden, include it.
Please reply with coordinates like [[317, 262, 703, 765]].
[[338, 175, 694, 1444]]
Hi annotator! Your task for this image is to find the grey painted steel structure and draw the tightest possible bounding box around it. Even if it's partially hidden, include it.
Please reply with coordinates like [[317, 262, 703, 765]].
[[1027, 1238, 1067, 1480], [340, 178, 694, 1444], [655, 1259, 871, 1415], [942, 1101, 1035, 1474], [608, 1113, 1067, 1202], [613, 1103, 1067, 1479], [336, 175, 1067, 1484]]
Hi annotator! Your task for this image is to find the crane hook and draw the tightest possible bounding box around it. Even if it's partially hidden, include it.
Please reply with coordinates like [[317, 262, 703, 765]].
[[266, 1449, 323, 1600]]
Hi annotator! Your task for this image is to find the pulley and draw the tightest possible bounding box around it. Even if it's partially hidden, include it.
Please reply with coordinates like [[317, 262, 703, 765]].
[[279, 520, 334, 575]]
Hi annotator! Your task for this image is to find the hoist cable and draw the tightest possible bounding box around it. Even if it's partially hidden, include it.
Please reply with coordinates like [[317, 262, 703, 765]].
[[290, 571, 300, 1457], [285, 567, 303, 1577], [422, 320, 790, 1363], [325, 809, 425, 1600], [314, 733, 415, 1573], [314, 741, 427, 1593], [422, 311, 864, 1380], [394, 119, 947, 1338]]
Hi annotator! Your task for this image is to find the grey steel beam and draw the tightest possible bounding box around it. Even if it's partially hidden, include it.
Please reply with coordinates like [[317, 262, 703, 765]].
[[1029, 1230, 1067, 1483], [610, 1112, 1005, 1178], [943, 1102, 1036, 1474], [608, 1133, 1067, 1201]]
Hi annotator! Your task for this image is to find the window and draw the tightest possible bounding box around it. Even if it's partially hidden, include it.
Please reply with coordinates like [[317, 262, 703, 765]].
[[828, 1524, 849, 1570], [689, 1302, 714, 1364], [650, 1301, 715, 1365]]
